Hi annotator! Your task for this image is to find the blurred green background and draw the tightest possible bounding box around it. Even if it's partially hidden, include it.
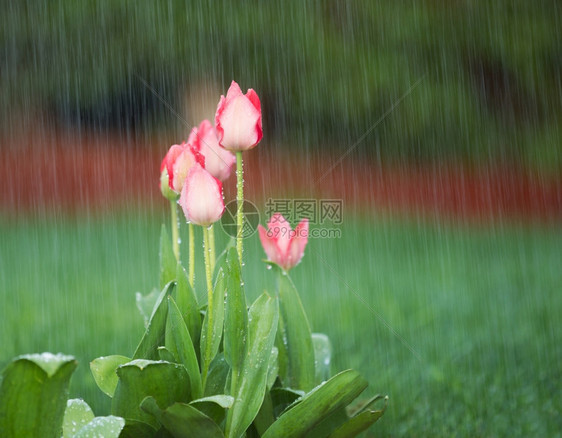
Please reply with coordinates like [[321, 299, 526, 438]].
[[1, 0, 561, 168], [1, 213, 560, 436]]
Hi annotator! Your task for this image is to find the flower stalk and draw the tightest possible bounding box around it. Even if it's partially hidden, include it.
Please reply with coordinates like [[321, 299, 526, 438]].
[[170, 200, 180, 262], [188, 223, 195, 287], [236, 151, 244, 264], [201, 225, 214, 388], [209, 224, 216, 273]]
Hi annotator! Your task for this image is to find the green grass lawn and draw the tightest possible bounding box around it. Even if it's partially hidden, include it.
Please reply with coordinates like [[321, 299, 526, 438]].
[[0, 211, 560, 436]]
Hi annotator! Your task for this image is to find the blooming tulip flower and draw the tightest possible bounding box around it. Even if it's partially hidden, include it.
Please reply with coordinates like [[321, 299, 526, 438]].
[[161, 132, 204, 193], [179, 163, 225, 227], [215, 81, 262, 151], [258, 213, 309, 272], [197, 119, 236, 181]]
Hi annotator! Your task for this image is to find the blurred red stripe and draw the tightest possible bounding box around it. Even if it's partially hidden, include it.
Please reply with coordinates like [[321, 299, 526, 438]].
[[1, 129, 561, 223]]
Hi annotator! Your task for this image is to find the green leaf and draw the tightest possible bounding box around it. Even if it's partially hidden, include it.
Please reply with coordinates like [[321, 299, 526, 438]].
[[135, 288, 161, 328], [200, 268, 226, 385], [62, 399, 95, 438], [266, 347, 279, 391], [112, 360, 190, 429], [312, 333, 332, 385], [90, 355, 131, 398], [223, 247, 248, 388], [328, 410, 385, 438], [212, 237, 235, 283], [348, 394, 387, 417], [306, 407, 348, 437], [253, 392, 275, 436], [226, 293, 279, 438], [269, 387, 303, 419], [73, 416, 125, 438], [166, 297, 203, 399], [157, 346, 177, 363], [174, 263, 201, 354], [118, 419, 157, 438], [0, 353, 77, 438], [272, 265, 315, 391], [329, 394, 388, 437], [262, 370, 368, 438], [203, 354, 230, 397], [133, 282, 175, 360], [190, 394, 234, 426], [160, 224, 177, 289], [141, 397, 225, 438], [190, 395, 234, 409]]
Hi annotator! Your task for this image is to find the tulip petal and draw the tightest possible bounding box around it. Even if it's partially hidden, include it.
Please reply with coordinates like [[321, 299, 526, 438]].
[[172, 147, 199, 193], [162, 144, 185, 189], [287, 219, 309, 269], [225, 80, 243, 100], [266, 213, 291, 261], [179, 164, 225, 227], [246, 89, 261, 112], [186, 127, 200, 151], [258, 225, 282, 266], [198, 119, 236, 181]]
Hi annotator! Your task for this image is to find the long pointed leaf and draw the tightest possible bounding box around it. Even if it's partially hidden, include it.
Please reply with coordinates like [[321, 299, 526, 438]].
[[224, 247, 248, 388], [226, 293, 279, 438], [262, 369, 368, 438], [166, 297, 203, 399], [272, 265, 315, 391], [160, 224, 176, 289], [174, 263, 201, 353], [328, 410, 385, 438], [203, 353, 230, 397], [133, 282, 174, 360], [312, 333, 332, 385], [200, 268, 226, 387]]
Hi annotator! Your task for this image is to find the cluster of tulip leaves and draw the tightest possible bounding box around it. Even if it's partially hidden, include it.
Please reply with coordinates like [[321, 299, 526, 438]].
[[0, 226, 386, 438]]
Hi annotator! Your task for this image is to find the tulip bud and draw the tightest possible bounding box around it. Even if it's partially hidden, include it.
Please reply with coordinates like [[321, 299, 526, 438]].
[[258, 213, 309, 271], [215, 81, 262, 152], [160, 167, 179, 201], [179, 163, 225, 227], [197, 119, 236, 181]]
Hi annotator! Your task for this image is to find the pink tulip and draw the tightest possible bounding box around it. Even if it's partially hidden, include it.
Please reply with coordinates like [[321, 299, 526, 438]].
[[197, 119, 236, 181], [215, 81, 262, 151], [258, 213, 309, 271], [179, 163, 225, 227], [160, 132, 205, 193]]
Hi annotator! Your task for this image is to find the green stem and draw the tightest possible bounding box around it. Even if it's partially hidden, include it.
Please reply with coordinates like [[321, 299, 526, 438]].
[[170, 200, 180, 262], [235, 151, 244, 265], [209, 224, 216, 274], [202, 226, 214, 387], [188, 223, 195, 287]]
